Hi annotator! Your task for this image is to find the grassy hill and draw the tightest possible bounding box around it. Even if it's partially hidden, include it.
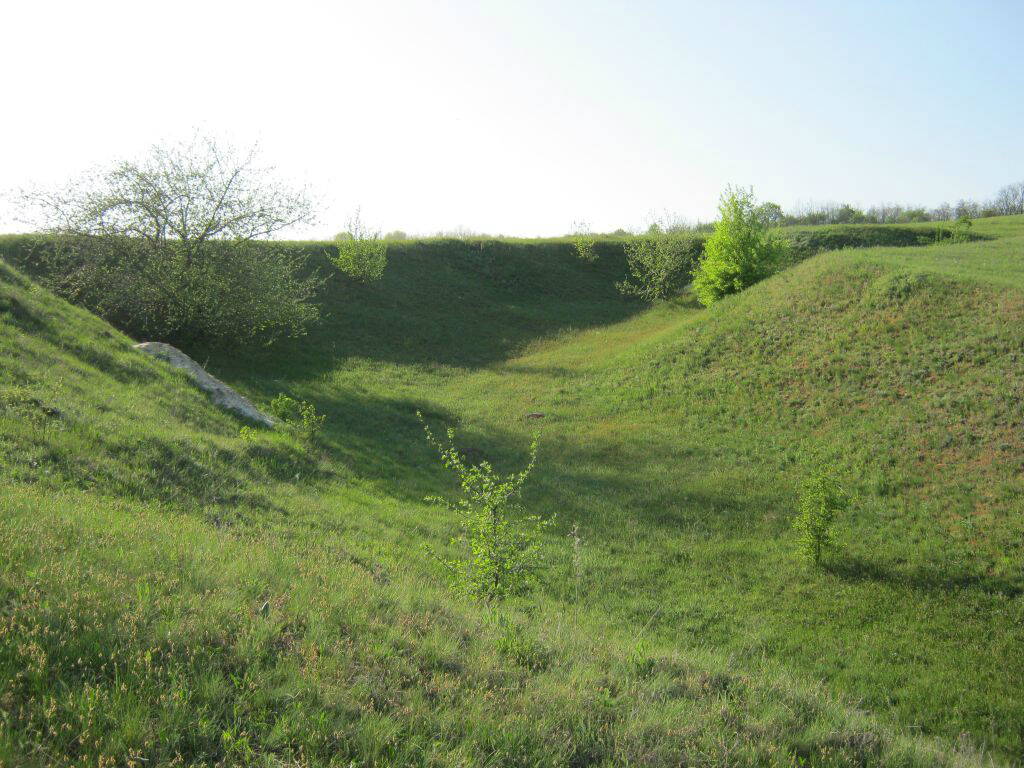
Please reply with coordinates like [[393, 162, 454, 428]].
[[1, 218, 1022, 766]]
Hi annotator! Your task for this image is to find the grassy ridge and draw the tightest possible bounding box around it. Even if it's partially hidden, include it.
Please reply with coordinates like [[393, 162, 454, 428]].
[[1, 218, 1022, 765]]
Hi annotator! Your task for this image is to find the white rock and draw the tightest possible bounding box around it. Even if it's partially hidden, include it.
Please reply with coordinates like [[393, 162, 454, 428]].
[[134, 342, 275, 428]]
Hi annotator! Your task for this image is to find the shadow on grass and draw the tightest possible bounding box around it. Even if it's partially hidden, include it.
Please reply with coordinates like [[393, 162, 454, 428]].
[[206, 242, 643, 379], [824, 554, 1022, 599]]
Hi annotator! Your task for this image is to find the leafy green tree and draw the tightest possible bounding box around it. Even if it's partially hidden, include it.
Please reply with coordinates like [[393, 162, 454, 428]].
[[754, 201, 784, 226], [692, 186, 789, 307], [419, 413, 551, 601], [19, 136, 321, 347]]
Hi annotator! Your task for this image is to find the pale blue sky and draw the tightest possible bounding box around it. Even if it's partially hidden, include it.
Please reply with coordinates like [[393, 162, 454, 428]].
[[2, 0, 1021, 236]]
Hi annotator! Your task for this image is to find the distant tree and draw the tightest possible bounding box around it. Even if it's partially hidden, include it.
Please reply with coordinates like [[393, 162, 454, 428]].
[[994, 182, 1024, 215], [383, 230, 409, 241], [754, 201, 784, 226], [19, 135, 321, 346], [898, 207, 930, 223], [832, 204, 866, 224], [954, 199, 981, 220]]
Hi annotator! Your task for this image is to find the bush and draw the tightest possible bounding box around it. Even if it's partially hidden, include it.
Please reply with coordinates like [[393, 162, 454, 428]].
[[692, 186, 789, 307], [18, 136, 321, 347], [270, 394, 325, 441], [616, 233, 704, 301], [793, 464, 848, 566], [572, 221, 598, 263], [335, 209, 388, 282], [419, 412, 551, 601]]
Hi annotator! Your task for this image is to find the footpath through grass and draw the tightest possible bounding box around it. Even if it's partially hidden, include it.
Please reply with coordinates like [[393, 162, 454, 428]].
[[0, 218, 1022, 765]]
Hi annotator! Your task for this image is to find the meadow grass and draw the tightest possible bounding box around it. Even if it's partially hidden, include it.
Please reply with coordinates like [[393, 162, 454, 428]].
[[1, 218, 1022, 765]]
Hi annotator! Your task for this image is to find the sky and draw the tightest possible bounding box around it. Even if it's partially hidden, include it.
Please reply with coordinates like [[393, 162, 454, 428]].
[[2, 0, 1022, 238]]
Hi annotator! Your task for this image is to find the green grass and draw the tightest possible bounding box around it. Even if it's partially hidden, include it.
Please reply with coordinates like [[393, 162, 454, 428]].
[[1, 218, 1023, 766]]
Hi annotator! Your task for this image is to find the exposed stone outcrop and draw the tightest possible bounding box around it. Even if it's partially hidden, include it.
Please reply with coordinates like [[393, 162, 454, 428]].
[[134, 342, 275, 428]]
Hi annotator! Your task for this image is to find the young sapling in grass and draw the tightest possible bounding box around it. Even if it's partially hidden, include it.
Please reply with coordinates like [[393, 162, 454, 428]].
[[418, 411, 551, 601], [793, 463, 848, 566], [269, 393, 325, 442]]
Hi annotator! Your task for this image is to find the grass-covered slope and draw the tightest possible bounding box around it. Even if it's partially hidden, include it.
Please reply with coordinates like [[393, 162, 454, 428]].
[[1, 219, 1023, 766]]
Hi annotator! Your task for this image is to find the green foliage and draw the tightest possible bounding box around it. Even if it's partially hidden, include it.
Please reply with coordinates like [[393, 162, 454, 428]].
[[335, 209, 388, 282], [269, 393, 302, 421], [793, 464, 848, 566], [17, 137, 321, 347], [571, 221, 598, 263], [270, 393, 325, 440], [2, 215, 1024, 763], [951, 215, 973, 243], [755, 201, 784, 226], [616, 233, 704, 301], [692, 186, 790, 306], [419, 412, 550, 601], [22, 236, 321, 348], [298, 401, 326, 440], [933, 216, 974, 245]]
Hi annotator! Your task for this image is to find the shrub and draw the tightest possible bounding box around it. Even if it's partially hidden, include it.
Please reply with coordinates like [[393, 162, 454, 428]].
[[298, 401, 326, 441], [270, 394, 325, 441], [418, 412, 551, 601], [951, 215, 973, 243], [18, 136, 321, 347], [269, 394, 302, 422], [571, 221, 598, 263], [335, 209, 387, 282], [692, 186, 789, 307], [793, 464, 848, 566], [616, 233, 704, 301]]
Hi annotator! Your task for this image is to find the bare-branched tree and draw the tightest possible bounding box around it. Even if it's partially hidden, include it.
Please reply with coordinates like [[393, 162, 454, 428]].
[[19, 136, 322, 347]]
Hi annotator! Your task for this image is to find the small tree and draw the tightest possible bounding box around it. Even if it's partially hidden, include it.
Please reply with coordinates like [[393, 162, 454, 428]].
[[571, 220, 598, 263], [793, 464, 847, 566], [419, 413, 551, 601], [18, 135, 320, 346], [616, 233, 703, 301], [335, 208, 387, 282], [692, 186, 789, 307]]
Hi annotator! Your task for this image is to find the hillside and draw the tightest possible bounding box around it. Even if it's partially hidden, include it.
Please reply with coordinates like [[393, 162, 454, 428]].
[[1, 218, 1022, 766]]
